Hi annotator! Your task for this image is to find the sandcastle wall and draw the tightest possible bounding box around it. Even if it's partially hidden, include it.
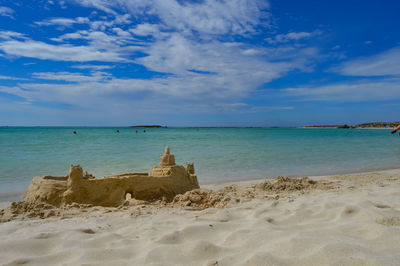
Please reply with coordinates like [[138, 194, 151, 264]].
[[22, 147, 200, 207]]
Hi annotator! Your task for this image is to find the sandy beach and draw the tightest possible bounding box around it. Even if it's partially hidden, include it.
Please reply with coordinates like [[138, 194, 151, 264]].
[[1, 169, 400, 265]]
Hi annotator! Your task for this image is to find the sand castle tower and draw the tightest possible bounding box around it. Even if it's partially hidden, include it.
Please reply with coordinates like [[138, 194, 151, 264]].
[[151, 146, 176, 176], [151, 146, 199, 188], [151, 146, 188, 176], [160, 146, 175, 166]]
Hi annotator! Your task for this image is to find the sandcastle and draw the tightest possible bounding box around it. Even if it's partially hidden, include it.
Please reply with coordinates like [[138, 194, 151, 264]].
[[22, 146, 199, 207]]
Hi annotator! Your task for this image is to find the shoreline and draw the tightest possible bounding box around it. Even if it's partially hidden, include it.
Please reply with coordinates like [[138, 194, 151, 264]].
[[3, 167, 400, 211], [199, 164, 400, 185], [2, 165, 400, 204], [1, 167, 400, 206]]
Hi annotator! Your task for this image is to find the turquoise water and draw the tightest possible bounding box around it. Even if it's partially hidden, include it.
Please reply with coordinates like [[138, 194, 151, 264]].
[[1, 127, 400, 200]]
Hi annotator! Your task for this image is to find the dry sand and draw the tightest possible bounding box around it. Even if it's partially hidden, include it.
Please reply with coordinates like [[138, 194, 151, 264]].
[[1, 169, 400, 265]]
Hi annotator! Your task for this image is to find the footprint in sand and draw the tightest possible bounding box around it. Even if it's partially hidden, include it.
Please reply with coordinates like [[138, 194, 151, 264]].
[[341, 206, 359, 217], [375, 204, 390, 209], [4, 258, 30, 265], [33, 232, 61, 239], [157, 230, 184, 244], [80, 228, 96, 234]]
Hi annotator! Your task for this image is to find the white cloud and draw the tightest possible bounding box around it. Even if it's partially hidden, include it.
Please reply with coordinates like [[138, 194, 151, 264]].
[[51, 29, 136, 47], [0, 75, 28, 81], [87, 14, 131, 32], [332, 46, 400, 77], [76, 0, 118, 15], [0, 31, 26, 40], [0, 39, 128, 62], [130, 23, 160, 36], [0, 85, 24, 96], [75, 0, 270, 36], [112, 27, 132, 37], [32, 71, 111, 82], [132, 33, 319, 99], [50, 32, 86, 42], [59, 0, 67, 9], [72, 64, 115, 70], [35, 17, 89, 27], [0, 6, 14, 18], [242, 48, 260, 55], [266, 30, 322, 44], [278, 46, 400, 104], [282, 78, 400, 102]]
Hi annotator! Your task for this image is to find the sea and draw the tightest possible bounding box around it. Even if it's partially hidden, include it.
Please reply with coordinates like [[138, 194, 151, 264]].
[[1, 127, 400, 201]]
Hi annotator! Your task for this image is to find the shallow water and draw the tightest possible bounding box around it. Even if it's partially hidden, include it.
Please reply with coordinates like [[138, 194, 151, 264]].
[[1, 127, 399, 199]]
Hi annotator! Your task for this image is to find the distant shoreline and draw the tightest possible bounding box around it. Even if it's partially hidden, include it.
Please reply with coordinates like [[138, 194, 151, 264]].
[[303, 127, 390, 129], [129, 125, 167, 128], [304, 122, 399, 129]]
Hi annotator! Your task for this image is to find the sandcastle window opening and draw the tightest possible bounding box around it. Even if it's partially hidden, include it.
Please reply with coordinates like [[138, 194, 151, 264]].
[[125, 192, 133, 200]]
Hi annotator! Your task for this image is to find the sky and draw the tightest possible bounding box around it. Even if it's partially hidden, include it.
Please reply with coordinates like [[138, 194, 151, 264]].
[[0, 0, 399, 126]]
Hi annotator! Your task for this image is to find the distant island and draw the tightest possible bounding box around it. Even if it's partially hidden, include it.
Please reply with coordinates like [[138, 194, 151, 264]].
[[129, 125, 167, 128], [304, 122, 400, 129]]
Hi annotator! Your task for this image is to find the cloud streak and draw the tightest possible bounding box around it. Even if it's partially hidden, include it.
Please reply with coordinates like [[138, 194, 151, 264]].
[[0, 75, 28, 81], [265, 30, 322, 44], [283, 78, 400, 102], [332, 46, 400, 77], [0, 39, 128, 62], [35, 17, 89, 27], [0, 6, 14, 18]]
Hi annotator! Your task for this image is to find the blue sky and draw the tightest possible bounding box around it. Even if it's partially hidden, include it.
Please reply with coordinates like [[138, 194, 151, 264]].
[[0, 0, 399, 126]]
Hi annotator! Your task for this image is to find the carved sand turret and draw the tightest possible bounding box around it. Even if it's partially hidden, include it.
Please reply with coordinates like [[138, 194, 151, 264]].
[[22, 147, 200, 207], [160, 145, 175, 166]]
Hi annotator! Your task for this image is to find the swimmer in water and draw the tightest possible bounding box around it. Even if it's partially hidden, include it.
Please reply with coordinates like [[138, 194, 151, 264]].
[[117, 130, 119, 134], [135, 130, 138, 134], [73, 131, 77, 135], [391, 124, 400, 134], [143, 129, 146, 133]]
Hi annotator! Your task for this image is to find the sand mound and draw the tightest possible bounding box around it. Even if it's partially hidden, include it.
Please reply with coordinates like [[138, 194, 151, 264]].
[[171, 188, 234, 209], [256, 176, 317, 192], [170, 176, 326, 210], [0, 202, 58, 222]]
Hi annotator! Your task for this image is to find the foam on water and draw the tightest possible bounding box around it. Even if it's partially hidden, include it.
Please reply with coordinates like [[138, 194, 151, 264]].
[[1, 127, 399, 200]]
